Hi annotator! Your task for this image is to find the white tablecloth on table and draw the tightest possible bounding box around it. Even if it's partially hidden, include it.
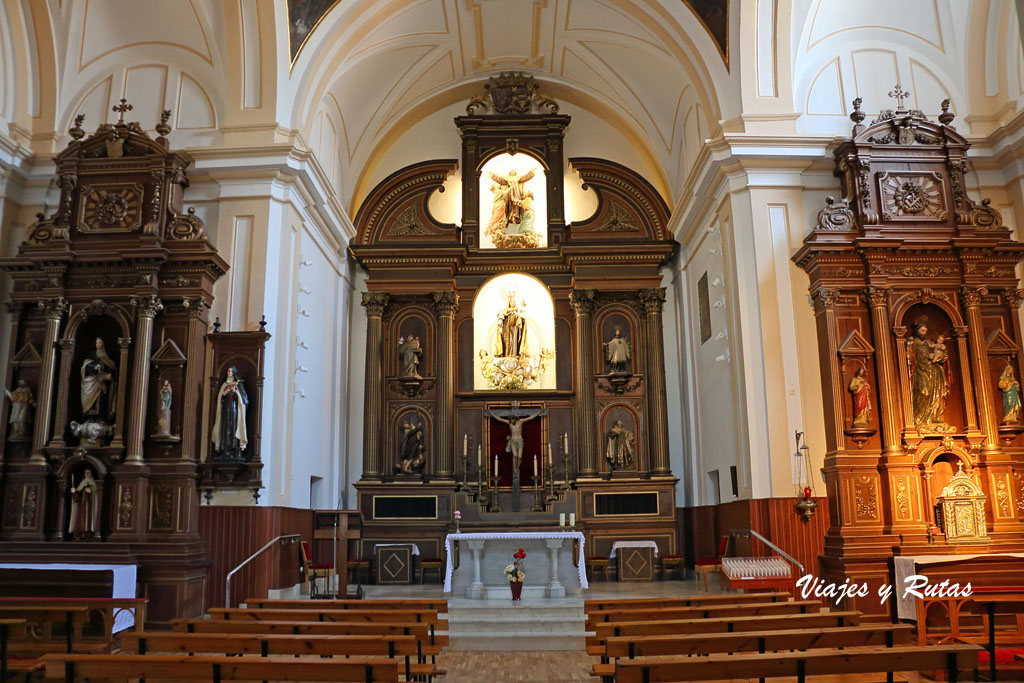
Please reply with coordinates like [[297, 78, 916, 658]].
[[0, 563, 137, 632], [609, 540, 659, 558], [373, 543, 420, 556], [893, 553, 1024, 619], [442, 531, 588, 592]]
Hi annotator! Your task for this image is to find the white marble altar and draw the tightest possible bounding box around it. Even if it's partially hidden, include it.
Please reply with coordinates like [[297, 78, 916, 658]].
[[443, 532, 588, 599]]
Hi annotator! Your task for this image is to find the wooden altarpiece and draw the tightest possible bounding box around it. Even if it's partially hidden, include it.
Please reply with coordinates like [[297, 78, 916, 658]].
[[349, 74, 680, 564], [0, 107, 227, 625], [795, 97, 1024, 618]]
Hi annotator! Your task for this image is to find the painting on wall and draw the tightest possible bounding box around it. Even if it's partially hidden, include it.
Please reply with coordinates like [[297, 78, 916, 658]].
[[288, 0, 339, 62], [683, 0, 728, 64]]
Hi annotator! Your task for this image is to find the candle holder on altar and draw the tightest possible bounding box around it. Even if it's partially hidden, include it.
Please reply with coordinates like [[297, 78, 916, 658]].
[[489, 472, 502, 513], [544, 463, 557, 503], [562, 450, 572, 491], [531, 474, 544, 512]]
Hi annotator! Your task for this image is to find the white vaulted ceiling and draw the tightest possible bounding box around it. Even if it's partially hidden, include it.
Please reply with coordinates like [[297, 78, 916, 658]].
[[286, 0, 732, 211]]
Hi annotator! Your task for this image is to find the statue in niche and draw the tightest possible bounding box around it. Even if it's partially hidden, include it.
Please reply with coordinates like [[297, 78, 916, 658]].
[[151, 380, 176, 440], [848, 368, 871, 426], [603, 326, 632, 374], [81, 338, 117, 422], [486, 168, 541, 248], [999, 365, 1022, 424], [4, 379, 35, 441], [486, 402, 542, 472], [394, 420, 425, 475], [605, 419, 635, 470], [908, 317, 954, 434], [398, 335, 422, 378], [68, 469, 99, 540], [212, 366, 249, 460], [495, 290, 527, 358]]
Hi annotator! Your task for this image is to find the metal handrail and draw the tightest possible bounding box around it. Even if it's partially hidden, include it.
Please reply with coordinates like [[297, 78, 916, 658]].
[[729, 528, 805, 575], [225, 534, 301, 608]]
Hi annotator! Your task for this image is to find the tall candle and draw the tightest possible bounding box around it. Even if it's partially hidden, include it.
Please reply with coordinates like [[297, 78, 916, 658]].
[[559, 513, 566, 527], [547, 443, 552, 465], [533, 454, 538, 477], [570, 513, 576, 527], [463, 434, 467, 457], [477, 444, 481, 468], [564, 432, 569, 451], [494, 454, 498, 478]]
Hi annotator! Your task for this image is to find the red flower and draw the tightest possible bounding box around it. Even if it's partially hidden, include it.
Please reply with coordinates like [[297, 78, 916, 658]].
[[518, 548, 524, 553]]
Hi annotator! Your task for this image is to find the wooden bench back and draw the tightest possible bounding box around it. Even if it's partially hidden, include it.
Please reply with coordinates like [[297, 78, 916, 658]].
[[587, 600, 820, 625], [613, 644, 980, 682], [593, 610, 862, 640], [244, 598, 447, 611], [40, 653, 400, 682], [172, 618, 432, 638], [584, 592, 790, 612], [603, 623, 914, 658], [208, 607, 441, 625], [121, 632, 420, 657]]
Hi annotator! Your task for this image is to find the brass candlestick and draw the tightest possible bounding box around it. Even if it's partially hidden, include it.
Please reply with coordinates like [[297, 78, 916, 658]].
[[562, 448, 572, 492], [531, 474, 544, 512], [545, 462, 557, 503], [489, 471, 502, 513]]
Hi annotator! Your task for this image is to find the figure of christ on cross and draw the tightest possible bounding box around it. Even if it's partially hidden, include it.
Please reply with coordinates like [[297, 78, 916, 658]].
[[485, 401, 543, 474]]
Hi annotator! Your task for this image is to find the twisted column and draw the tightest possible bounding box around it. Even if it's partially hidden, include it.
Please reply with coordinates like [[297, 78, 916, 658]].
[[433, 291, 459, 478], [32, 298, 67, 462], [639, 288, 671, 475], [865, 287, 902, 457], [126, 295, 162, 464], [361, 292, 389, 478], [570, 289, 597, 476], [962, 287, 998, 454]]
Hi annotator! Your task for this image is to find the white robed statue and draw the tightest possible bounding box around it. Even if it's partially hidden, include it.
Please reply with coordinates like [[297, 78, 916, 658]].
[[212, 366, 249, 459]]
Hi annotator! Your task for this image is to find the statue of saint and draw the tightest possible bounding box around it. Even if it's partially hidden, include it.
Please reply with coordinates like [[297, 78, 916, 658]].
[[4, 379, 35, 440], [999, 365, 1022, 424], [154, 380, 173, 437], [81, 338, 117, 422], [398, 335, 422, 378], [486, 403, 542, 472], [908, 317, 953, 433], [495, 291, 527, 358], [603, 325, 632, 374], [394, 420, 426, 474], [69, 469, 98, 540], [486, 168, 536, 235], [605, 419, 635, 470], [848, 368, 871, 426], [212, 366, 249, 459]]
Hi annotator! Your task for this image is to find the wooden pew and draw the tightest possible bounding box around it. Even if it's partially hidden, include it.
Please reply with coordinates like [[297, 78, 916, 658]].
[[121, 632, 432, 681], [208, 607, 445, 628], [0, 606, 91, 654], [584, 591, 790, 612], [0, 618, 25, 682], [41, 653, 400, 682], [0, 597, 147, 648], [612, 643, 981, 682], [964, 593, 1024, 682], [585, 599, 820, 627], [244, 598, 447, 611]]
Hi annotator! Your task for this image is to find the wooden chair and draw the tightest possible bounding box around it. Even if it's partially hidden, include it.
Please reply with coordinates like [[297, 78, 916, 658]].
[[300, 540, 334, 598], [694, 535, 729, 591], [660, 555, 682, 580], [585, 556, 609, 582], [348, 558, 371, 586], [419, 558, 444, 584]]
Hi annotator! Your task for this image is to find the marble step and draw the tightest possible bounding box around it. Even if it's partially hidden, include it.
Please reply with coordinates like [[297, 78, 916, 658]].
[[446, 598, 587, 650]]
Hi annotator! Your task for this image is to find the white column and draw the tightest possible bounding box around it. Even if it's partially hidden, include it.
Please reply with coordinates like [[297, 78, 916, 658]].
[[545, 538, 565, 598], [467, 539, 485, 599]]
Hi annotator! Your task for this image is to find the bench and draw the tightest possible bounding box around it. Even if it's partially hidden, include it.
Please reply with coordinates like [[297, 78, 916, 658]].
[[41, 653, 400, 682], [0, 618, 25, 682], [0, 606, 91, 654], [208, 607, 445, 628], [244, 598, 447, 611], [612, 643, 981, 682], [0, 597, 146, 648], [584, 591, 790, 612], [121, 632, 436, 681], [585, 599, 821, 627], [964, 594, 1024, 682]]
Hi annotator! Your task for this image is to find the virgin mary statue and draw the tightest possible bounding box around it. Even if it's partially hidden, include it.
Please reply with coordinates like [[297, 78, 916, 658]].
[[908, 317, 954, 434], [212, 366, 249, 459]]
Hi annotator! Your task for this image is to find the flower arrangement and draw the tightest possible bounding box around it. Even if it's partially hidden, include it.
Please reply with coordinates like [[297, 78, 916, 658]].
[[504, 548, 526, 583], [926, 522, 938, 544], [454, 509, 461, 532]]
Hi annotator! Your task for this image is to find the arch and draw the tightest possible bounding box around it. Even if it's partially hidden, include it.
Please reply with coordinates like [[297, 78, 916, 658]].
[[598, 401, 642, 471], [890, 292, 965, 330], [389, 306, 435, 378]]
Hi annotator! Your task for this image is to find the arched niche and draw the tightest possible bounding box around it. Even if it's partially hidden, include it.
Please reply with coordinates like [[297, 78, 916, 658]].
[[389, 307, 435, 378], [917, 443, 972, 526], [898, 302, 965, 434], [208, 355, 258, 462], [390, 406, 430, 477], [472, 273, 556, 391], [595, 305, 640, 376], [478, 152, 548, 249], [599, 402, 641, 473], [65, 309, 128, 444]]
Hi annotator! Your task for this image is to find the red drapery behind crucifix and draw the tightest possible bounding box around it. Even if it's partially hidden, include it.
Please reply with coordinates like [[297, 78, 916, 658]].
[[487, 416, 544, 487]]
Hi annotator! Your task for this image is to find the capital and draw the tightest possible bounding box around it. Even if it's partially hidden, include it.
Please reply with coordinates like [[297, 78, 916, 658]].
[[814, 288, 841, 308], [37, 297, 68, 320], [960, 286, 988, 308], [569, 289, 597, 316], [431, 291, 459, 316], [132, 294, 163, 318], [1005, 289, 1024, 309], [360, 292, 390, 317], [637, 287, 667, 314], [863, 286, 890, 308]]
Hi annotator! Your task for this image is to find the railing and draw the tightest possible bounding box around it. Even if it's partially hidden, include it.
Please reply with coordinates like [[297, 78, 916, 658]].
[[225, 534, 301, 608], [729, 528, 804, 575]]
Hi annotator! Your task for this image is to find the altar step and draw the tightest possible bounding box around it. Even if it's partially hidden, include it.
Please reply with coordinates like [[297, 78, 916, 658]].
[[446, 597, 587, 651]]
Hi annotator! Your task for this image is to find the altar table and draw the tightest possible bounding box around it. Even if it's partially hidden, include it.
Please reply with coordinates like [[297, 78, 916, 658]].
[[0, 563, 137, 632], [893, 553, 1024, 619], [443, 532, 588, 598]]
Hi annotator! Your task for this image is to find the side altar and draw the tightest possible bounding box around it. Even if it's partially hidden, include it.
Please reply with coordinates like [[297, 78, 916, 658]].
[[444, 531, 587, 599]]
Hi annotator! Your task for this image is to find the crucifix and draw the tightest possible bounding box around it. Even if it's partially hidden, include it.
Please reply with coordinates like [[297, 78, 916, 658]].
[[888, 84, 910, 110], [112, 98, 133, 123], [485, 401, 545, 512]]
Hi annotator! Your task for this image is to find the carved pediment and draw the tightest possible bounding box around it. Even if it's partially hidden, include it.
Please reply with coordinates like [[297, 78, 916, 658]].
[[11, 342, 42, 367], [150, 338, 187, 367], [838, 329, 874, 360], [465, 72, 559, 115], [986, 328, 1019, 355], [63, 101, 171, 160]]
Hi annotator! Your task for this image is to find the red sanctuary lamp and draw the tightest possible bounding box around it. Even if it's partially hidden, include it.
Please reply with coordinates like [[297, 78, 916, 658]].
[[794, 431, 819, 521]]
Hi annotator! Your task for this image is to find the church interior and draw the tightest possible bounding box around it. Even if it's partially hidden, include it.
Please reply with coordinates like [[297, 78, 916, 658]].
[[1, 1, 1024, 681]]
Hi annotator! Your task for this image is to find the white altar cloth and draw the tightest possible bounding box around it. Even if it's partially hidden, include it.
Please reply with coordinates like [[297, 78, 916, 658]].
[[443, 532, 588, 594], [374, 543, 420, 556], [609, 540, 659, 558], [893, 553, 1024, 619], [0, 563, 138, 632]]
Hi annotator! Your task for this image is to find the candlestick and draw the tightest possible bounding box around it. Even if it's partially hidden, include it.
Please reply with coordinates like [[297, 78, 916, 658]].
[[547, 442, 552, 465], [463, 433, 467, 457], [533, 454, 538, 477], [531, 473, 543, 512], [494, 454, 498, 478], [569, 512, 576, 527], [559, 513, 566, 527], [477, 444, 481, 468]]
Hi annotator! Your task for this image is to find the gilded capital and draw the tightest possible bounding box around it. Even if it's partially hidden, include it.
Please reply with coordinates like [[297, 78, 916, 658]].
[[132, 294, 163, 318], [637, 287, 667, 314], [814, 288, 841, 308], [431, 291, 459, 316], [959, 286, 988, 308], [360, 291, 390, 317], [863, 286, 890, 308], [37, 296, 68, 320], [569, 289, 597, 316], [1005, 289, 1024, 309]]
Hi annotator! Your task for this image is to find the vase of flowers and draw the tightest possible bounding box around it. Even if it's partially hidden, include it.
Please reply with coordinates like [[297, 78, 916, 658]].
[[505, 548, 526, 600], [454, 509, 461, 533]]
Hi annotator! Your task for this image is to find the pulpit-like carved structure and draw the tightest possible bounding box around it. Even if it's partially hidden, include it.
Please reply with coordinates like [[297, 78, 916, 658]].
[[0, 107, 227, 625], [795, 97, 1024, 618], [939, 464, 988, 543], [349, 74, 681, 561]]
